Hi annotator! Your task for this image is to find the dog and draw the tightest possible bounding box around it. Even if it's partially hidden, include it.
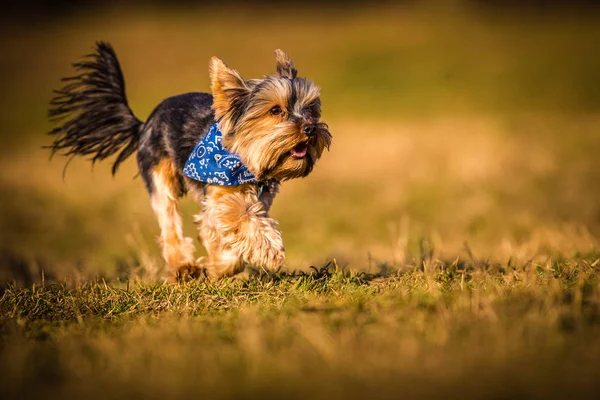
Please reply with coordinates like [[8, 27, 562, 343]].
[[48, 42, 332, 280]]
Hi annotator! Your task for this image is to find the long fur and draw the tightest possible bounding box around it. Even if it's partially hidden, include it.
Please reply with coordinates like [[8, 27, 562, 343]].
[[48, 41, 141, 174]]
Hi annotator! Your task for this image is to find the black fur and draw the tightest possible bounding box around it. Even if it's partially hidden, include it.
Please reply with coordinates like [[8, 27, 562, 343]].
[[48, 42, 142, 175], [137, 93, 215, 194], [48, 42, 215, 196]]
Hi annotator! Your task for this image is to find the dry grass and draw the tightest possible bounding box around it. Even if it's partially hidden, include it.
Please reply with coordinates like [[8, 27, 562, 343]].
[[1, 2, 600, 399], [2, 256, 600, 399]]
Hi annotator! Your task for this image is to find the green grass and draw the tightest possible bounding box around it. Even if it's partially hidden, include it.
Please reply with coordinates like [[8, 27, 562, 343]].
[[2, 256, 599, 399]]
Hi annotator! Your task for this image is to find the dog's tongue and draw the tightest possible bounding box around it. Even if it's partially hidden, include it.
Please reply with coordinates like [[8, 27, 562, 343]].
[[292, 143, 308, 158]]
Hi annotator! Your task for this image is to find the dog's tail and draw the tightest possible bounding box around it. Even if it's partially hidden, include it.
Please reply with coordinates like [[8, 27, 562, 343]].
[[48, 41, 142, 175]]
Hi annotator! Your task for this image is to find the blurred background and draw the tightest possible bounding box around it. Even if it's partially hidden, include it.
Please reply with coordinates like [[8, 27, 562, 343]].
[[1, 0, 599, 284]]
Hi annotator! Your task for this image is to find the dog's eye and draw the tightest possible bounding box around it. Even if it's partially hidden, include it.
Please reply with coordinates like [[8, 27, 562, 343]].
[[270, 105, 283, 116], [304, 103, 321, 119]]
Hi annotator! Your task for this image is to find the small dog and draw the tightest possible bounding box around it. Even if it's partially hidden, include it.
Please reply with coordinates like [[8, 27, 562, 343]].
[[48, 42, 332, 280]]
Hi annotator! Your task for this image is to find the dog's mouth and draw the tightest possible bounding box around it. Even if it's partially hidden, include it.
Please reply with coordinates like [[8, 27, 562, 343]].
[[291, 142, 308, 159]]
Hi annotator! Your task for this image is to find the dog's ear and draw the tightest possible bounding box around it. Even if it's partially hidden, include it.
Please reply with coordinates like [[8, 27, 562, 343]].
[[274, 49, 297, 79], [209, 57, 250, 132]]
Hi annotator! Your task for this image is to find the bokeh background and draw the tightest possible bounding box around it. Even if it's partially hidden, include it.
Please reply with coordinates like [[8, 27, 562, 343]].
[[1, 0, 599, 284]]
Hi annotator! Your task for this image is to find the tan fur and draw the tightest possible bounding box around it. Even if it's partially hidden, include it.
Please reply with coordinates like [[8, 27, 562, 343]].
[[150, 159, 198, 280], [292, 80, 321, 112], [218, 77, 331, 181], [274, 49, 297, 79], [209, 57, 250, 136], [195, 183, 284, 278]]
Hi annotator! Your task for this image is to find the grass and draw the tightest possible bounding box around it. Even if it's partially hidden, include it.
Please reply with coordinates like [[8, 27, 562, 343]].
[[2, 2, 600, 398], [2, 256, 599, 399]]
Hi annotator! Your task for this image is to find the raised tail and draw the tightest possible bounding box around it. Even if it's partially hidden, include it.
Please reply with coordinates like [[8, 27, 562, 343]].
[[48, 41, 142, 175]]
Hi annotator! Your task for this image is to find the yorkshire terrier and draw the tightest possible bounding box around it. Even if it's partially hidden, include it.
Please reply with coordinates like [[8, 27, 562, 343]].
[[48, 42, 332, 280]]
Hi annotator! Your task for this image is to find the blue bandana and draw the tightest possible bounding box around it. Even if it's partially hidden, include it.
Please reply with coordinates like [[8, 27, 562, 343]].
[[183, 123, 257, 186]]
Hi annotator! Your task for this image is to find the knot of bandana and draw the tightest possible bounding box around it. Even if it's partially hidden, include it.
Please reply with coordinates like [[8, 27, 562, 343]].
[[183, 123, 257, 186]]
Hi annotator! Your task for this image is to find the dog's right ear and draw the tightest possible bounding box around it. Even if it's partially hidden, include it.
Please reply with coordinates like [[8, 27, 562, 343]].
[[274, 49, 297, 79], [209, 57, 250, 134]]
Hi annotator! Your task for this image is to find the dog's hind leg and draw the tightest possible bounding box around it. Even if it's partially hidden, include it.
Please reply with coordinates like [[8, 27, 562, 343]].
[[149, 159, 198, 280]]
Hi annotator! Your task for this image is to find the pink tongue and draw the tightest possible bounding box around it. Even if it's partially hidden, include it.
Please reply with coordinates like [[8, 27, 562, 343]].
[[292, 146, 307, 157]]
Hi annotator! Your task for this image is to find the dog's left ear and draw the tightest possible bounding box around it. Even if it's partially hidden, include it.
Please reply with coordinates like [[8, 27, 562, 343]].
[[274, 49, 297, 79]]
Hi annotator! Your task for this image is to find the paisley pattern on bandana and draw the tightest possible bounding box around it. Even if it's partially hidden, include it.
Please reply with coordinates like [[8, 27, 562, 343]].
[[183, 123, 257, 186]]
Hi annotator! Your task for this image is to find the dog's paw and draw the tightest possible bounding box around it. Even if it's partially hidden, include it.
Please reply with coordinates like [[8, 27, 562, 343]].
[[174, 264, 205, 282], [259, 246, 286, 273], [200, 250, 247, 279]]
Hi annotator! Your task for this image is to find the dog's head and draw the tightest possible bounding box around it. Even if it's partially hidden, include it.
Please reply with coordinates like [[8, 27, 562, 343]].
[[209, 50, 332, 182]]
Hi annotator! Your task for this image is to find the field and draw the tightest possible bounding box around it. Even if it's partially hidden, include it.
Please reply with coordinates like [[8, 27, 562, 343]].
[[1, 2, 600, 398]]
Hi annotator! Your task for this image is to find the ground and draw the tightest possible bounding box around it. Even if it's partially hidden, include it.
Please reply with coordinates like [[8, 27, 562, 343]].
[[2, 258, 600, 399], [1, 2, 600, 399]]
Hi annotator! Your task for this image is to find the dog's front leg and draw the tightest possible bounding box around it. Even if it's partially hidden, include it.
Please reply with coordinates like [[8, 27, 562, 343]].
[[149, 160, 198, 281], [197, 184, 285, 278]]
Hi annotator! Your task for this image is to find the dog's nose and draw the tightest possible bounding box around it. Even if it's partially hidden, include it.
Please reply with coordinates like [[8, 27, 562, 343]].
[[303, 124, 316, 136]]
